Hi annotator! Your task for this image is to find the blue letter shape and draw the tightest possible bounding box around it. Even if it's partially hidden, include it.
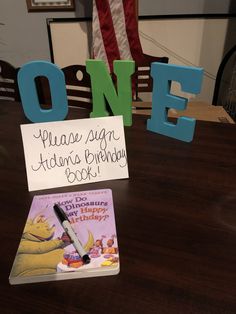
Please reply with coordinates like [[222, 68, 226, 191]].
[[147, 63, 203, 142], [17, 61, 68, 122]]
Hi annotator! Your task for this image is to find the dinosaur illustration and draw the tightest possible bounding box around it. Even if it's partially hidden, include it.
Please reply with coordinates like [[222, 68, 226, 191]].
[[11, 214, 70, 277]]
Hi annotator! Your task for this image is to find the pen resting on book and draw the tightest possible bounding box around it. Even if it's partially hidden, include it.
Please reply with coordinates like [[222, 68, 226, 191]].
[[53, 204, 90, 264]]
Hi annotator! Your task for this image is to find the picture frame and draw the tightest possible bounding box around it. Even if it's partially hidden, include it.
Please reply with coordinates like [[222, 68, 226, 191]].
[[26, 0, 75, 12], [47, 18, 92, 67], [138, 0, 236, 18]]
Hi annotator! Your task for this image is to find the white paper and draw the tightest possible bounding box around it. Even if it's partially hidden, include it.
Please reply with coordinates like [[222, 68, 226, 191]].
[[20, 116, 129, 191]]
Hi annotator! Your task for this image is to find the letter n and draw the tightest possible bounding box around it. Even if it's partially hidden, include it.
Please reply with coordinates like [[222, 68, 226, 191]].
[[86, 60, 135, 126]]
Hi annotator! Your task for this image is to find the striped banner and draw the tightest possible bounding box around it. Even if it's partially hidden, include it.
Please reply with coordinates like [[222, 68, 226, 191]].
[[92, 0, 143, 72]]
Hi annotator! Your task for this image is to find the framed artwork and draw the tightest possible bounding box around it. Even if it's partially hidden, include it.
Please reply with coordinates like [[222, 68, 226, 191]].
[[47, 18, 92, 67], [26, 0, 75, 12], [138, 0, 236, 18], [138, 17, 229, 104]]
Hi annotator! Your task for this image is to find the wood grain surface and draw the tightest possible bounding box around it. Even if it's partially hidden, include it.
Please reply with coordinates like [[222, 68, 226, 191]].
[[0, 101, 236, 314]]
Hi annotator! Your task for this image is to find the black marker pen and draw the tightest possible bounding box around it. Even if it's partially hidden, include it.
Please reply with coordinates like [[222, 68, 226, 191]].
[[54, 204, 90, 264]]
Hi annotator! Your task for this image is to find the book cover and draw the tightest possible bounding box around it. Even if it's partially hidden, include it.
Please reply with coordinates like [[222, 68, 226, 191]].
[[9, 189, 119, 285]]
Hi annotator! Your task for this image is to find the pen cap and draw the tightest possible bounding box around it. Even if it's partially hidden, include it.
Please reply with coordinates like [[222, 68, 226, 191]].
[[82, 254, 91, 264], [53, 204, 68, 222]]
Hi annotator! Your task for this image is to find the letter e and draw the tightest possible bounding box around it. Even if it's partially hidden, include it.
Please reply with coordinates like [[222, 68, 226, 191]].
[[147, 63, 203, 142]]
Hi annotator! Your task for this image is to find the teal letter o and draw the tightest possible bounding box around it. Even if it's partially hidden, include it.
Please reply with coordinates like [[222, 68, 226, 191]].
[[17, 61, 68, 122]]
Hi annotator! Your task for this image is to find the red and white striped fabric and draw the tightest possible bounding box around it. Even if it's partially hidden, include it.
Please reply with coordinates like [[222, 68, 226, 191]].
[[92, 0, 143, 72]]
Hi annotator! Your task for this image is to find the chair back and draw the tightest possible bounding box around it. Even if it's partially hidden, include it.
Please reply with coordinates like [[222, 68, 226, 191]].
[[0, 60, 20, 101], [62, 64, 92, 109], [212, 45, 236, 122], [134, 54, 168, 99]]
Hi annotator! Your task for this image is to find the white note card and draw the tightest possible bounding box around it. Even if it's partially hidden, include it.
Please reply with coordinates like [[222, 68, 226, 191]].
[[20, 116, 129, 191]]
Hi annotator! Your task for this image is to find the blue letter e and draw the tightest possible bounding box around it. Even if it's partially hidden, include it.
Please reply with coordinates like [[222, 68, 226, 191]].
[[147, 63, 203, 142]]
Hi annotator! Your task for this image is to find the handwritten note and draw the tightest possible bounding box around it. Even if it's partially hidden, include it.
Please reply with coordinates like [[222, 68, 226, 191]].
[[20, 116, 128, 191]]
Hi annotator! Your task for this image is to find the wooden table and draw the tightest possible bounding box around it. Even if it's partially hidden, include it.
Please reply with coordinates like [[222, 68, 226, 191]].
[[1, 101, 236, 313], [133, 101, 235, 124]]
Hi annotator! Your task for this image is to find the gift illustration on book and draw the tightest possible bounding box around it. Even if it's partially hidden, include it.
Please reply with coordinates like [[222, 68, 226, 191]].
[[9, 189, 119, 284]]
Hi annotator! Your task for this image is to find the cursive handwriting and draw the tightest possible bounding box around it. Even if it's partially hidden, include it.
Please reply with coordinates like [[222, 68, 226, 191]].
[[65, 166, 98, 183], [33, 129, 83, 149], [85, 128, 120, 150], [31, 151, 81, 172], [84, 147, 127, 168]]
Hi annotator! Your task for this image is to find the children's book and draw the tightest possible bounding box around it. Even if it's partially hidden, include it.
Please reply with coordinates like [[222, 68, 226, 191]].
[[9, 189, 119, 285]]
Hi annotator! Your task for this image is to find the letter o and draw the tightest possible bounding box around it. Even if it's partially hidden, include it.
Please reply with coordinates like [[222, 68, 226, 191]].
[[17, 61, 68, 122]]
